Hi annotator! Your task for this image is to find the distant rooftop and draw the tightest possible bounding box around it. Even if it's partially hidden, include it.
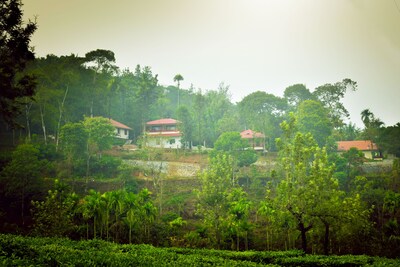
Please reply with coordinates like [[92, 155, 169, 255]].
[[240, 129, 265, 139], [337, 140, 378, 151], [109, 118, 132, 130], [146, 118, 180, 125]]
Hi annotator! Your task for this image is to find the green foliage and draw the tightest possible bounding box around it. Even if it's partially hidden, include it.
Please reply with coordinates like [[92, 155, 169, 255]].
[[284, 84, 314, 109], [177, 105, 193, 148], [214, 132, 246, 152], [1, 234, 399, 266], [196, 153, 235, 249], [60, 121, 87, 160], [83, 116, 115, 152], [237, 150, 258, 167], [213, 131, 258, 167], [90, 155, 122, 178], [378, 123, 400, 157], [31, 180, 78, 237], [313, 78, 357, 128], [238, 91, 287, 151], [295, 100, 332, 147], [0, 0, 37, 126], [0, 143, 47, 225]]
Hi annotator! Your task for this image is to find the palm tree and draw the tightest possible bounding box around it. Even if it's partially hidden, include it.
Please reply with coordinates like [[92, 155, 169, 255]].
[[123, 192, 139, 243], [173, 74, 184, 107], [102, 191, 119, 241], [361, 109, 373, 128], [81, 189, 103, 239]]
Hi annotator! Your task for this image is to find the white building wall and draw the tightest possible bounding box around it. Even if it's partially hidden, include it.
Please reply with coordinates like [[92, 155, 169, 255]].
[[115, 127, 130, 139], [146, 137, 182, 149]]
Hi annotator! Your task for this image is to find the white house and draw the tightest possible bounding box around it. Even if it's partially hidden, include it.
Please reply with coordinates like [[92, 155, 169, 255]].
[[337, 140, 382, 160], [145, 118, 182, 149], [109, 118, 132, 140]]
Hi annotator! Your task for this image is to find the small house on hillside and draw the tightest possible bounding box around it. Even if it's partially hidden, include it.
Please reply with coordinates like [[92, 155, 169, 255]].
[[145, 118, 182, 149], [337, 140, 382, 160], [109, 118, 132, 140], [240, 129, 266, 151]]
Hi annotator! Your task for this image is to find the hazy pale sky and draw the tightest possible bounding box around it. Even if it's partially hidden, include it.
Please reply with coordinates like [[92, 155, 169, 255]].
[[22, 0, 400, 127]]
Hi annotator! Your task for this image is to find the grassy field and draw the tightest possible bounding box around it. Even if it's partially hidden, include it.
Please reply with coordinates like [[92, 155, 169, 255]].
[[1, 234, 399, 266]]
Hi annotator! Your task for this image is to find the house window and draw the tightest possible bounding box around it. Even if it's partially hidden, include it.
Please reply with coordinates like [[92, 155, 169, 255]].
[[124, 129, 128, 135], [117, 128, 120, 134], [169, 138, 176, 145], [166, 125, 176, 131], [151, 126, 161, 131]]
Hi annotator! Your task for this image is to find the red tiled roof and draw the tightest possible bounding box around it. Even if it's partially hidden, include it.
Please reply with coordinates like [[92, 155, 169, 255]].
[[337, 140, 378, 151], [109, 119, 132, 130], [240, 129, 265, 139], [146, 118, 180, 125]]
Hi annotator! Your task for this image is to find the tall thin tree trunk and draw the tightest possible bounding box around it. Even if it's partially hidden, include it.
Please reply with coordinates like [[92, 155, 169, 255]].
[[25, 101, 32, 141], [56, 85, 68, 151], [39, 105, 47, 145]]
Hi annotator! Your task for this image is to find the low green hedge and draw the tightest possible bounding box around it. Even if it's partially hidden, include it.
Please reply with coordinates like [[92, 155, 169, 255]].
[[0, 234, 398, 266]]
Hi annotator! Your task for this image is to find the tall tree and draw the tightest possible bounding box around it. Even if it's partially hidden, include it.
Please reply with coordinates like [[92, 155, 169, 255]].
[[176, 105, 193, 149], [82, 116, 115, 179], [192, 89, 206, 147], [360, 109, 384, 148], [196, 153, 234, 249], [84, 49, 117, 117], [203, 82, 233, 146], [173, 74, 183, 107], [59, 121, 88, 177], [283, 84, 314, 109], [133, 65, 161, 133], [295, 100, 332, 147], [238, 91, 287, 150], [0, 0, 37, 126], [312, 78, 357, 128]]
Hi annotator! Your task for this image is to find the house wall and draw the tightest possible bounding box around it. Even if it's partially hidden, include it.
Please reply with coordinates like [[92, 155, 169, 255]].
[[146, 136, 182, 149], [115, 127, 129, 139]]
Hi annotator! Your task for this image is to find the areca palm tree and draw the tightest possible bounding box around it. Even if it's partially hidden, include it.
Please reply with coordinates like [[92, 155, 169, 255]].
[[102, 191, 119, 240], [173, 74, 184, 106], [123, 192, 139, 243], [81, 189, 104, 239]]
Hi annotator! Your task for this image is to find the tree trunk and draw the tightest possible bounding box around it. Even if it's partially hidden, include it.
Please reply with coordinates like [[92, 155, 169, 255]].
[[56, 86, 68, 151], [323, 220, 330, 255], [25, 101, 32, 141], [299, 222, 308, 253], [39, 105, 47, 145]]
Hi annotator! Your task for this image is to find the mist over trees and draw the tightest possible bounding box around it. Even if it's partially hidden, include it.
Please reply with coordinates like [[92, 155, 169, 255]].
[[1, 1, 400, 259]]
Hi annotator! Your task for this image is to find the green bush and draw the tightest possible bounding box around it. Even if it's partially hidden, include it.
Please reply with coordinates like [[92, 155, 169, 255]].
[[1, 234, 399, 266]]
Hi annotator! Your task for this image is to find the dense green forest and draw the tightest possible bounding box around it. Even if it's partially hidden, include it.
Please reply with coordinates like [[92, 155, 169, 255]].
[[1, 0, 400, 261]]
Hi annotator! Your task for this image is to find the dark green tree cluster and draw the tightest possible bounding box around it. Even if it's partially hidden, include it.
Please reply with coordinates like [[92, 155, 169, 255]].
[[0, 0, 37, 127]]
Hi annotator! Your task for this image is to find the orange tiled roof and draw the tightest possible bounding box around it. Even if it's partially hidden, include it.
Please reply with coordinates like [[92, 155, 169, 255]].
[[146, 118, 180, 125], [109, 119, 132, 130], [337, 140, 378, 151], [240, 129, 265, 139]]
